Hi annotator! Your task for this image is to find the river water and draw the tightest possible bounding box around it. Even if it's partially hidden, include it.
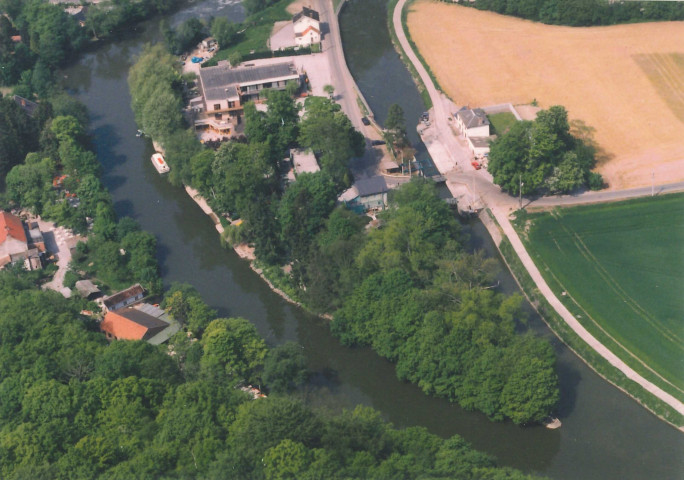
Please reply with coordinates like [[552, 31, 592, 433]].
[[61, 0, 683, 478]]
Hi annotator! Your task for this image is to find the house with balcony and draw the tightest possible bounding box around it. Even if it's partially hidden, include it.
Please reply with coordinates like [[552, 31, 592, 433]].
[[193, 61, 301, 135]]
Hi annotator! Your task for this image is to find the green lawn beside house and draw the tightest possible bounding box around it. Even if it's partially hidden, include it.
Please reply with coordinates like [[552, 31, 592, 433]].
[[206, 0, 294, 66], [487, 111, 517, 135]]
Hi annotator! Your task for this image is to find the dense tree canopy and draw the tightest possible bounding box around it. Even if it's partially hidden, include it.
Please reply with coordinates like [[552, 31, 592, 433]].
[[0, 271, 545, 478], [299, 96, 365, 188], [487, 105, 602, 195], [331, 179, 559, 424], [469, 0, 683, 26]]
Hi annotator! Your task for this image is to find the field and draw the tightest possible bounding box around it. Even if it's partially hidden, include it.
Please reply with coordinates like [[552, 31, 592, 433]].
[[406, 0, 684, 190], [521, 194, 684, 399]]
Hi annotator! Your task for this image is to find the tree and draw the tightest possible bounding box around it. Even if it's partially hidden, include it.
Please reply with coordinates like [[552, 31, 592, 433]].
[[323, 84, 335, 99], [200, 317, 268, 382], [299, 97, 364, 188], [278, 172, 337, 265], [211, 17, 239, 48], [262, 342, 309, 393], [385, 103, 406, 134], [487, 105, 598, 195], [263, 439, 312, 480], [228, 51, 242, 67]]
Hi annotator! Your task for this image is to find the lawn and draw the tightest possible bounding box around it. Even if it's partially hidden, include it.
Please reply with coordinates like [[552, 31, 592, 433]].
[[487, 112, 517, 135], [206, 0, 293, 66], [521, 194, 684, 398]]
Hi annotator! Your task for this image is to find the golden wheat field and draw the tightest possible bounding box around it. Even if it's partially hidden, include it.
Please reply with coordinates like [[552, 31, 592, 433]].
[[406, 0, 684, 189]]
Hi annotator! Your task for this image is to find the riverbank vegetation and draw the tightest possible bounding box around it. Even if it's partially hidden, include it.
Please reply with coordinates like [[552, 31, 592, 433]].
[[0, 0, 183, 94], [487, 105, 603, 195], [128, 40, 559, 425], [453, 0, 684, 26], [0, 273, 545, 479]]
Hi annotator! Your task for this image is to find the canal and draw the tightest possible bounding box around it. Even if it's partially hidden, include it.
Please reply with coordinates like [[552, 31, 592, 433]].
[[60, 0, 683, 478]]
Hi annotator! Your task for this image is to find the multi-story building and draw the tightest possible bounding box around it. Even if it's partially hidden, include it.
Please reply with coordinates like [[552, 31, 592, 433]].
[[192, 61, 301, 135]]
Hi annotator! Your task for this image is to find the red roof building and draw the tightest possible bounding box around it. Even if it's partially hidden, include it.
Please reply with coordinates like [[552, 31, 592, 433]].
[[100, 308, 169, 342], [0, 212, 29, 268]]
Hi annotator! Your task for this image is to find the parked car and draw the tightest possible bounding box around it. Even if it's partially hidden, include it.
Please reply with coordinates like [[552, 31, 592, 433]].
[[471, 161, 482, 170], [371, 139, 386, 146], [361, 117, 371, 126]]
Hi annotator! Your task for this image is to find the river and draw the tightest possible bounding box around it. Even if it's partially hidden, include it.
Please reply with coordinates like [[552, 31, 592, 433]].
[[60, 0, 683, 478]]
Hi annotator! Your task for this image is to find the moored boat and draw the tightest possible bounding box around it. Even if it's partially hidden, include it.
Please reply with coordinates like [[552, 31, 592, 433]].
[[151, 153, 170, 173]]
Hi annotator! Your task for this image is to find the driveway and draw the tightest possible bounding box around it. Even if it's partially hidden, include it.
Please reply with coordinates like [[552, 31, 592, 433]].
[[35, 217, 81, 298]]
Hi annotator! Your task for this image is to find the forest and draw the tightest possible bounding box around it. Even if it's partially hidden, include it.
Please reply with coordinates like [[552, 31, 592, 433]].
[[0, 273, 545, 479], [461, 0, 684, 26]]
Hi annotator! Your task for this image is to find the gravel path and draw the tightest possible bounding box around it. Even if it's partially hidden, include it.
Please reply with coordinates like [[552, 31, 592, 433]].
[[393, 0, 684, 420]]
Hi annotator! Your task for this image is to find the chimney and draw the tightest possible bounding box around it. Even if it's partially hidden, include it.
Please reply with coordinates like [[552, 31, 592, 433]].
[[21, 98, 26, 107]]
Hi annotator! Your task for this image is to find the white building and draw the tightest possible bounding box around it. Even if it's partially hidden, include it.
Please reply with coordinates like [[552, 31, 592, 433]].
[[455, 107, 490, 138], [293, 7, 321, 47], [194, 61, 300, 134]]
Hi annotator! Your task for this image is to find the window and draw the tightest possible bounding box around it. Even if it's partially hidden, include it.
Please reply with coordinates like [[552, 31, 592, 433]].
[[263, 82, 272, 88], [213, 103, 221, 111], [228, 101, 235, 108]]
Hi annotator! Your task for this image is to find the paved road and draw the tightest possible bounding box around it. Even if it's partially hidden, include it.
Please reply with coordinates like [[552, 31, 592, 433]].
[[393, 0, 684, 419], [316, 0, 388, 178]]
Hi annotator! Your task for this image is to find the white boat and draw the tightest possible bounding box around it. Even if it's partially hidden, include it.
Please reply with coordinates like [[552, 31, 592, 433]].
[[151, 153, 170, 173]]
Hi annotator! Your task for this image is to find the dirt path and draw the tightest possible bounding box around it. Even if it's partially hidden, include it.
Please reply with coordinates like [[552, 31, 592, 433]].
[[393, 0, 684, 422]]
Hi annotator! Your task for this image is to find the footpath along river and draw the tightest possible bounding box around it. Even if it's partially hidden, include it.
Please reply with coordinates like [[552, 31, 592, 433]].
[[60, 0, 683, 478]]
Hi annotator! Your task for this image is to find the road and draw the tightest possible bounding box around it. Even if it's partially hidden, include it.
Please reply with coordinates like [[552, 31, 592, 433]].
[[317, 0, 393, 179], [392, 0, 684, 419]]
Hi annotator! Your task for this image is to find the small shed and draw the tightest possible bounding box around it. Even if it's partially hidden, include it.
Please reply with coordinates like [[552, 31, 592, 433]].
[[75, 280, 101, 300], [339, 176, 391, 212], [467, 136, 491, 157]]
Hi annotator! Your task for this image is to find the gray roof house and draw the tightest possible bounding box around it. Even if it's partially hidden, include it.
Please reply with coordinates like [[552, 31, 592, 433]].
[[455, 107, 490, 137], [194, 61, 301, 134]]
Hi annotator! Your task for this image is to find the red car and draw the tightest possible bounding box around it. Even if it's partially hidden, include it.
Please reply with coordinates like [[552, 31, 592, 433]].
[[471, 161, 481, 170]]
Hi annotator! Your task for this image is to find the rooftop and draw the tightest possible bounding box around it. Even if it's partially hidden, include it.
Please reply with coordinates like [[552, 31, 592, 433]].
[[456, 107, 490, 129], [469, 136, 491, 148], [75, 279, 101, 299], [0, 212, 27, 245], [101, 307, 169, 341], [356, 176, 390, 197], [293, 7, 320, 23], [13, 96, 38, 118], [199, 62, 298, 102], [103, 283, 144, 309]]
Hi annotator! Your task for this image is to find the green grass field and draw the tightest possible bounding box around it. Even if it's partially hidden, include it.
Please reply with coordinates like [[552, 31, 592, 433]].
[[487, 112, 517, 135], [522, 194, 684, 399]]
